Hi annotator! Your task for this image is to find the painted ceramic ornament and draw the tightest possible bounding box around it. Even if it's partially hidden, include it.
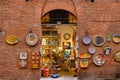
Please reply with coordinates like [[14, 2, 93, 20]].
[[26, 31, 38, 46], [114, 51, 120, 62], [88, 46, 96, 54], [20, 51, 27, 59], [82, 34, 91, 45], [6, 35, 19, 45], [106, 33, 111, 42], [93, 54, 105, 66], [79, 53, 91, 59], [80, 58, 89, 68], [20, 60, 27, 67], [103, 46, 111, 55], [113, 34, 120, 43], [93, 36, 105, 46]]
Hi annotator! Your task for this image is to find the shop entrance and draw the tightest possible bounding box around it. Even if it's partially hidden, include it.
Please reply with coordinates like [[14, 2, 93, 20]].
[[41, 10, 77, 78]]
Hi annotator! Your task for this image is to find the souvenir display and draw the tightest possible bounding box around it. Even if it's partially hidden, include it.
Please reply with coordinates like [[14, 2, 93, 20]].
[[80, 58, 89, 68], [31, 51, 40, 69], [114, 51, 120, 62], [93, 54, 105, 66], [93, 36, 105, 46], [63, 33, 71, 40], [88, 46, 96, 54], [103, 46, 111, 55], [6, 35, 19, 45], [106, 33, 111, 42], [79, 53, 91, 59], [26, 32, 38, 46], [82, 35, 91, 45], [113, 34, 120, 43], [19, 51, 27, 68]]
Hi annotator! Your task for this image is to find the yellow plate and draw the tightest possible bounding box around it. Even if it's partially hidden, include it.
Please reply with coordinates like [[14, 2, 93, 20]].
[[6, 35, 19, 44], [80, 59, 89, 68], [79, 53, 91, 58]]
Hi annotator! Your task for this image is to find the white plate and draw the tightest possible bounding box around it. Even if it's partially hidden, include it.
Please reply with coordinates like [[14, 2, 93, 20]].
[[88, 46, 96, 54]]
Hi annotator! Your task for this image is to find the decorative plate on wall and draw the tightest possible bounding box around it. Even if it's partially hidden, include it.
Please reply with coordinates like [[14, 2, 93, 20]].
[[113, 34, 120, 43], [114, 51, 120, 62], [93, 54, 105, 66], [63, 33, 71, 40], [93, 36, 105, 46], [6, 35, 19, 45], [79, 53, 91, 59], [26, 33, 38, 46], [88, 46, 96, 54], [80, 58, 89, 68], [82, 35, 91, 45]]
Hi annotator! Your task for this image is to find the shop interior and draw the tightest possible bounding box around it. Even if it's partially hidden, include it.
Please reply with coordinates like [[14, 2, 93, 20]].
[[41, 10, 77, 77]]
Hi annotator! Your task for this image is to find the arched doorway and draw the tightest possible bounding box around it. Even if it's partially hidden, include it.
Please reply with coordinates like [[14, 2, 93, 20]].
[[41, 9, 77, 79]]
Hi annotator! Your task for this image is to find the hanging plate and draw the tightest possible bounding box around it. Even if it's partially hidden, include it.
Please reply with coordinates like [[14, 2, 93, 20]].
[[93, 36, 105, 46], [6, 35, 19, 45], [26, 33, 38, 46], [79, 53, 91, 59], [80, 58, 89, 68], [82, 35, 91, 45], [114, 51, 120, 62], [113, 34, 120, 43], [88, 46, 96, 54], [93, 54, 105, 66]]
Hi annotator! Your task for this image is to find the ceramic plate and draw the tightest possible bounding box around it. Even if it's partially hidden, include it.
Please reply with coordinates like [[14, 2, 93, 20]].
[[93, 36, 105, 46], [79, 53, 91, 59], [88, 46, 96, 54], [82, 35, 91, 45], [113, 34, 120, 43], [6, 35, 19, 45], [114, 51, 120, 62], [80, 58, 89, 68], [26, 33, 38, 46], [93, 54, 105, 66]]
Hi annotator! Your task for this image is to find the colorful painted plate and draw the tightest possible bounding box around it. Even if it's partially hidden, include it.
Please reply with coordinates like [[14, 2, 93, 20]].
[[6, 35, 19, 44], [26, 33, 38, 46], [80, 58, 89, 68], [93, 54, 105, 66], [88, 46, 96, 54], [93, 36, 105, 46], [82, 35, 91, 45], [79, 53, 91, 59], [113, 34, 120, 43], [114, 51, 120, 62]]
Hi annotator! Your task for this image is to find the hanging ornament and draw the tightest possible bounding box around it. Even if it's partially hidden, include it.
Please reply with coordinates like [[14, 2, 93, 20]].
[[106, 33, 111, 42]]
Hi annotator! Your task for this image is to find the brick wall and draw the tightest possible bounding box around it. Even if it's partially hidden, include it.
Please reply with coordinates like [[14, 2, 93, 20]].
[[0, 0, 120, 80]]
